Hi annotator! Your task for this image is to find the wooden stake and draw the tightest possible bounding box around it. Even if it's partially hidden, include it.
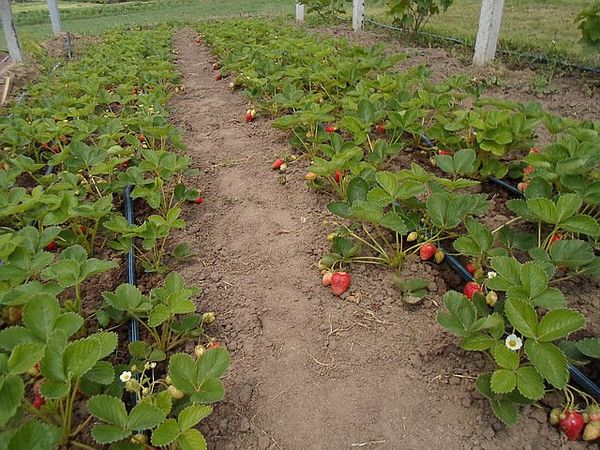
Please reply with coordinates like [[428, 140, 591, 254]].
[[0, 0, 23, 63], [473, 0, 505, 66], [1, 76, 12, 105]]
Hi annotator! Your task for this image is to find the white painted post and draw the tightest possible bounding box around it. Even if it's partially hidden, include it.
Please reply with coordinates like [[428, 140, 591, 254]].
[[473, 0, 505, 66], [295, 3, 305, 22], [46, 0, 62, 35], [352, 0, 364, 32], [0, 0, 23, 63]]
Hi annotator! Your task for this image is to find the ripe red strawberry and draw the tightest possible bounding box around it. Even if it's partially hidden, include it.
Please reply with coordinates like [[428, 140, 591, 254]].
[[45, 240, 58, 251], [419, 243, 436, 261], [550, 233, 562, 245], [559, 410, 585, 441], [206, 341, 221, 349], [272, 158, 284, 170], [331, 272, 350, 296], [334, 170, 342, 184], [523, 165, 535, 175], [215, 72, 222, 81], [79, 225, 87, 234], [375, 123, 385, 134], [324, 125, 337, 133], [194, 196, 204, 205], [32, 394, 45, 409], [463, 281, 481, 300], [322, 272, 333, 287], [466, 262, 476, 275], [438, 150, 452, 156], [245, 110, 253, 122]]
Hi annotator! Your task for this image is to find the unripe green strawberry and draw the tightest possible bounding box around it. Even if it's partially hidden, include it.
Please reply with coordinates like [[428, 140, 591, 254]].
[[202, 312, 216, 324], [549, 407, 562, 426], [583, 422, 600, 442], [485, 291, 498, 307], [167, 385, 184, 399], [406, 231, 418, 242]]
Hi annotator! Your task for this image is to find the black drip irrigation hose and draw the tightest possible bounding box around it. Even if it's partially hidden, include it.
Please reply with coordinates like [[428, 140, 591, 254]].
[[123, 184, 140, 405], [417, 134, 600, 399], [65, 32, 73, 61], [123, 185, 139, 346], [362, 16, 600, 76]]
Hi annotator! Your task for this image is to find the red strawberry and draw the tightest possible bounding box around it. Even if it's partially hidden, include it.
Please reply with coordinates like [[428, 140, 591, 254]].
[[206, 341, 221, 349], [194, 196, 204, 205], [215, 72, 222, 81], [466, 262, 476, 275], [79, 225, 87, 234], [45, 240, 58, 251], [331, 272, 350, 296], [463, 281, 481, 300], [322, 272, 333, 287], [419, 243, 437, 261], [523, 165, 535, 175], [438, 150, 452, 156], [272, 159, 284, 170], [245, 110, 253, 123], [334, 170, 342, 184], [324, 125, 337, 133], [559, 410, 585, 441], [375, 123, 385, 134], [550, 233, 562, 245], [32, 394, 45, 409]]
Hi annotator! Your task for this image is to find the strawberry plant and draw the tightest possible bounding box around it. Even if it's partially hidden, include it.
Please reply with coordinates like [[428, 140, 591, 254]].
[[100, 272, 206, 351]]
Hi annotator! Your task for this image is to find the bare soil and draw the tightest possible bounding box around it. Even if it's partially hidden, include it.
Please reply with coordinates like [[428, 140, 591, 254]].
[[168, 28, 596, 450]]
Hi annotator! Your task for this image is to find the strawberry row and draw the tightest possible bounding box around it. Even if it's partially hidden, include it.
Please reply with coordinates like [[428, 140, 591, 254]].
[[198, 18, 600, 437], [0, 27, 228, 449]]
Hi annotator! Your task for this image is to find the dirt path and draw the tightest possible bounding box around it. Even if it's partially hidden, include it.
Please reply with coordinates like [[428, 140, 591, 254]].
[[168, 29, 582, 450]]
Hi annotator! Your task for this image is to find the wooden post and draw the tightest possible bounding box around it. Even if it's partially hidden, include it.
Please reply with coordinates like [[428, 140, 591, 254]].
[[295, 3, 304, 22], [0, 0, 22, 63], [352, 0, 364, 32], [473, 0, 505, 66], [46, 0, 62, 35]]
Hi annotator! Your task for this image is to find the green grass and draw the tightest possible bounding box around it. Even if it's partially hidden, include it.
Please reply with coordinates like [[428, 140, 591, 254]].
[[2, 0, 290, 51], [365, 0, 600, 68], [12, 1, 104, 12]]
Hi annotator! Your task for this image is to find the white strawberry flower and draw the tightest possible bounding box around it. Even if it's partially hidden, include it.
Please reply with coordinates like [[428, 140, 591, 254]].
[[505, 334, 523, 351], [119, 371, 132, 382], [487, 271, 497, 279]]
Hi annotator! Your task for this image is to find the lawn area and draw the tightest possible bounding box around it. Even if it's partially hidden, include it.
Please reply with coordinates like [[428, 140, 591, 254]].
[[2, 0, 290, 51], [12, 1, 104, 12], [365, 0, 600, 67]]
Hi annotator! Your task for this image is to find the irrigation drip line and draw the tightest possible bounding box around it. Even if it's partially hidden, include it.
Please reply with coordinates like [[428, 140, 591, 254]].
[[362, 17, 600, 76], [415, 133, 600, 396], [123, 184, 140, 406], [65, 32, 73, 61]]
